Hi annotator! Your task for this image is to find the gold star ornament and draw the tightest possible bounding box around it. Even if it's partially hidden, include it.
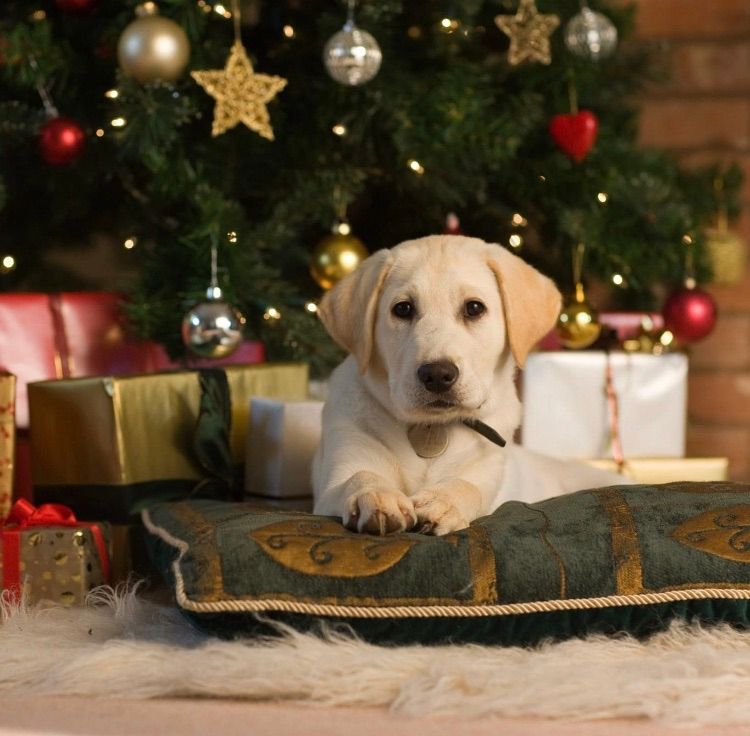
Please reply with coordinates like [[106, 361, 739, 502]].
[[495, 0, 560, 66], [191, 41, 287, 139]]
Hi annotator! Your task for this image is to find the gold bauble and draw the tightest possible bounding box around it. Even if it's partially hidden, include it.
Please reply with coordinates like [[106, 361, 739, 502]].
[[117, 3, 190, 84], [706, 227, 746, 285], [556, 283, 601, 349], [310, 225, 368, 290]]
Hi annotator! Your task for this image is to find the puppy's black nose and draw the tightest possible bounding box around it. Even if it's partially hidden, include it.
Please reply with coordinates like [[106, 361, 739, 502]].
[[417, 361, 459, 393]]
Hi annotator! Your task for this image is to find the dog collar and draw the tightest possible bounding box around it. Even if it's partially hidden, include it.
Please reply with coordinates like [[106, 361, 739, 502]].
[[407, 420, 506, 459]]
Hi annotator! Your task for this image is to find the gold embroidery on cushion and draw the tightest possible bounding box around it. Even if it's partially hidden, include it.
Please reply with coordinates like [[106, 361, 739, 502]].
[[671, 505, 750, 563], [250, 519, 417, 577], [466, 525, 498, 604], [538, 508, 567, 599], [171, 503, 224, 597], [594, 488, 644, 595]]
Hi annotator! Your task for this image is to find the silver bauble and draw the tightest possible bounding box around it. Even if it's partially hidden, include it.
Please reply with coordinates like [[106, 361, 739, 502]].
[[118, 3, 190, 84], [181, 289, 245, 359], [564, 7, 617, 60], [323, 21, 382, 86]]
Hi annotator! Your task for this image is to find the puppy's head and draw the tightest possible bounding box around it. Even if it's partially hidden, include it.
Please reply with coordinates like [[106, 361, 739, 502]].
[[318, 235, 560, 424]]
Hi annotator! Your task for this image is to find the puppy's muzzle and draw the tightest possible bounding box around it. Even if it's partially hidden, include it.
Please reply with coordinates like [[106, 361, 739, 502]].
[[417, 360, 459, 394]]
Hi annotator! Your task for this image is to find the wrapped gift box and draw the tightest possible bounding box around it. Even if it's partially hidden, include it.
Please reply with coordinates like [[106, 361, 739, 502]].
[[1, 499, 110, 605], [0, 292, 267, 429], [0, 292, 265, 503], [245, 399, 324, 498], [585, 457, 728, 484], [29, 364, 308, 521], [0, 374, 15, 520], [521, 351, 688, 459]]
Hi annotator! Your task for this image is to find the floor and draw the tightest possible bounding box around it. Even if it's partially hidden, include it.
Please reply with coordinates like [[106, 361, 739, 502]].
[[1, 697, 747, 736]]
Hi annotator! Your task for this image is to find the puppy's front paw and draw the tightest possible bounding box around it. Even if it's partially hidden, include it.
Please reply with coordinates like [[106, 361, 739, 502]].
[[411, 490, 469, 536], [345, 491, 417, 535]]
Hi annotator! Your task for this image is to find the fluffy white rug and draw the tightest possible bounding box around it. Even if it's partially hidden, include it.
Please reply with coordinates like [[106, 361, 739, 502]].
[[3, 585, 750, 725]]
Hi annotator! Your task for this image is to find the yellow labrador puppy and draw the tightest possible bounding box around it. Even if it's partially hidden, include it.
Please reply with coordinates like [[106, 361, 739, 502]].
[[313, 235, 625, 535]]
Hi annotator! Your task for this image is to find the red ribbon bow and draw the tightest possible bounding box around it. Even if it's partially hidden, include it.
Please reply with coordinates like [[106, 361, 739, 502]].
[[2, 499, 110, 601]]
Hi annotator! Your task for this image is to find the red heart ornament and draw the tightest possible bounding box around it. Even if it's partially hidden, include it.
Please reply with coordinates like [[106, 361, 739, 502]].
[[549, 110, 599, 162]]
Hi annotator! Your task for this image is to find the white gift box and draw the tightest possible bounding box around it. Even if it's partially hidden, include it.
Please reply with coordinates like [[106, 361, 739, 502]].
[[521, 351, 688, 459], [245, 398, 324, 498]]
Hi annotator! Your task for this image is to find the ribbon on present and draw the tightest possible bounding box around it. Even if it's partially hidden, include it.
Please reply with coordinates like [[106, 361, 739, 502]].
[[190, 368, 244, 502], [1, 498, 111, 599]]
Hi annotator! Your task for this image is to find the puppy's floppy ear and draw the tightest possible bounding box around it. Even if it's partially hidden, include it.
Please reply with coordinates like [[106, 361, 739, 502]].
[[486, 244, 561, 368], [317, 248, 393, 373]]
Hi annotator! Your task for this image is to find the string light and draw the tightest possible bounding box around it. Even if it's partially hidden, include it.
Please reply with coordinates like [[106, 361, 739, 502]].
[[511, 213, 527, 227], [332, 123, 347, 136], [123, 237, 137, 250], [538, 175, 546, 182], [333, 220, 351, 235], [283, 25, 295, 38], [407, 26, 422, 39], [408, 159, 425, 175], [95, 128, 105, 138], [612, 273, 624, 286], [264, 307, 281, 320], [213, 3, 232, 18], [305, 302, 318, 313], [509, 234, 523, 248], [597, 192, 608, 203], [30, 9, 46, 21], [197, 0, 212, 13], [1, 256, 15, 273], [105, 89, 119, 99], [111, 117, 127, 128], [227, 231, 238, 243], [682, 234, 693, 245], [660, 330, 674, 347]]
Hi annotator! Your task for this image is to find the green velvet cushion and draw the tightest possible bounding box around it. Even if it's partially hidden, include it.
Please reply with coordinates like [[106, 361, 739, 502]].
[[143, 482, 750, 645]]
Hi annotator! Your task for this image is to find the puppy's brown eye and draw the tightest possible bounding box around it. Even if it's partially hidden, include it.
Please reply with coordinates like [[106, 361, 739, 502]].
[[464, 300, 486, 318], [392, 301, 414, 320]]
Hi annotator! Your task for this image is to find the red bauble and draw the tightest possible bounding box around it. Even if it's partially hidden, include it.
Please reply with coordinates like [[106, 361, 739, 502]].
[[54, 0, 98, 13], [662, 285, 718, 343], [38, 117, 86, 166], [549, 110, 599, 162]]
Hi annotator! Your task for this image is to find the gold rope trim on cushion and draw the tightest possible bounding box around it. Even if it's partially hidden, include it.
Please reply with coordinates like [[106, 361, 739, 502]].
[[142, 510, 750, 620]]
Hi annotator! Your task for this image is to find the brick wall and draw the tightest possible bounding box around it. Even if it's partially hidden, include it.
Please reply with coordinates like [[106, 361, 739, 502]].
[[631, 0, 750, 480]]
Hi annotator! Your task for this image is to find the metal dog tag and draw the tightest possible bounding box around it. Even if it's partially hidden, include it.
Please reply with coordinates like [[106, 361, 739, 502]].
[[407, 424, 448, 458]]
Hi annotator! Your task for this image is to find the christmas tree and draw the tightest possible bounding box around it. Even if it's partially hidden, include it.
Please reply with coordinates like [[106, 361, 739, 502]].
[[0, 0, 741, 374]]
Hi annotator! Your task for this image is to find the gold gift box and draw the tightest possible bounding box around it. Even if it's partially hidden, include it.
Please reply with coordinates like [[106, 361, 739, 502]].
[[0, 373, 15, 520], [0, 523, 110, 606], [585, 457, 729, 484], [29, 364, 307, 491]]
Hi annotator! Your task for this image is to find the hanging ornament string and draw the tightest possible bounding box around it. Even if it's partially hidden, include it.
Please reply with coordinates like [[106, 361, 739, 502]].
[[556, 242, 602, 349], [28, 54, 59, 119], [191, 0, 287, 138], [209, 235, 221, 298], [181, 234, 246, 358]]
